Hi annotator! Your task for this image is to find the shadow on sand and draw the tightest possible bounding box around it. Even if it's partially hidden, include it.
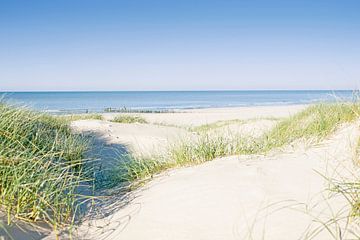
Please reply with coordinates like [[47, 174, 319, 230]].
[[73, 130, 137, 215], [0, 132, 138, 240]]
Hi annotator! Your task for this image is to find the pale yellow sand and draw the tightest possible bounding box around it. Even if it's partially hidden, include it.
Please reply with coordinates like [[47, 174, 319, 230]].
[[72, 105, 305, 157], [5, 104, 358, 240], [75, 122, 359, 240], [71, 120, 191, 156], [66, 104, 358, 240]]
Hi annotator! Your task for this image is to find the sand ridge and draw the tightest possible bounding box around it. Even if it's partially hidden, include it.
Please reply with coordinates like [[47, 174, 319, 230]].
[[11, 104, 355, 240], [72, 105, 305, 157], [75, 121, 359, 240], [63, 105, 358, 240]]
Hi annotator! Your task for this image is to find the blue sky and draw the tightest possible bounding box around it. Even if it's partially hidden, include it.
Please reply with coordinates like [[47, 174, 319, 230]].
[[0, 0, 359, 91]]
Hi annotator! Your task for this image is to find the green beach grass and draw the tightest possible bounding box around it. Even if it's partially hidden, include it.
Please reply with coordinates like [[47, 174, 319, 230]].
[[119, 102, 360, 184], [333, 177, 360, 218], [191, 119, 246, 133], [111, 115, 148, 124], [0, 103, 88, 228], [1, 101, 359, 236], [117, 102, 360, 238], [58, 113, 104, 122], [191, 117, 279, 133]]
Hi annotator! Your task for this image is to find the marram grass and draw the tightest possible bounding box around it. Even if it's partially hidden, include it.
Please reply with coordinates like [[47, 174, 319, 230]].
[[117, 102, 360, 239], [119, 102, 360, 184], [171, 103, 360, 169], [260, 103, 360, 152], [57, 113, 103, 122], [0, 103, 88, 228], [333, 179, 360, 218], [191, 119, 246, 133], [111, 115, 148, 124], [3, 102, 355, 226], [191, 117, 279, 133], [349, 127, 360, 217]]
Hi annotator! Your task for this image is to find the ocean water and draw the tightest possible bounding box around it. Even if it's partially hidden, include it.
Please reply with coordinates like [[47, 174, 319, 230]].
[[0, 90, 355, 113]]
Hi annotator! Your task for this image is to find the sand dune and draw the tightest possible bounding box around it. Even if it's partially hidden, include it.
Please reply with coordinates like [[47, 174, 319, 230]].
[[62, 105, 358, 240], [6, 104, 357, 240], [71, 120, 191, 157], [72, 105, 305, 157], [76, 122, 359, 240]]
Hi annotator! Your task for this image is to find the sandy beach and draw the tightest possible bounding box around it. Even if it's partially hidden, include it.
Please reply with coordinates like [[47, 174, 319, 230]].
[[1, 104, 358, 240], [2, 1, 358, 238], [68, 104, 358, 239], [72, 105, 307, 157], [77, 124, 358, 240]]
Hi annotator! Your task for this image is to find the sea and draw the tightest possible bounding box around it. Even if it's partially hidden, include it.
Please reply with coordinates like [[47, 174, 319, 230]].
[[0, 90, 356, 113]]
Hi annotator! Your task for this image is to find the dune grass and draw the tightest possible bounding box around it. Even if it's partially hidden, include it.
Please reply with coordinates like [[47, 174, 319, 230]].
[[340, 132, 360, 218], [57, 113, 103, 122], [191, 117, 279, 133], [116, 156, 173, 184], [171, 103, 360, 165], [0, 103, 88, 228], [260, 103, 360, 152], [116, 102, 360, 240], [3, 101, 359, 236], [119, 102, 360, 184], [111, 115, 148, 124], [192, 119, 246, 133], [333, 179, 360, 218]]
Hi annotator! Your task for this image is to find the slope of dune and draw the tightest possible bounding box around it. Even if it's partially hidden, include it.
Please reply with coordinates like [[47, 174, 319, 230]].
[[71, 120, 191, 157], [73, 122, 359, 240]]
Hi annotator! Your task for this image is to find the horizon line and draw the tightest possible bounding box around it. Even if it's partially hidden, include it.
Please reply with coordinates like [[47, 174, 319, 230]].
[[0, 89, 357, 93]]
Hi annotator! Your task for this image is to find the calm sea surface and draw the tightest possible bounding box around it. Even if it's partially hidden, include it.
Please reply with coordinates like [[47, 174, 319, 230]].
[[0, 91, 355, 113]]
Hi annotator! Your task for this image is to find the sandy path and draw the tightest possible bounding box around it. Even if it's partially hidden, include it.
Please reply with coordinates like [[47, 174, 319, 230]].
[[76, 122, 359, 240]]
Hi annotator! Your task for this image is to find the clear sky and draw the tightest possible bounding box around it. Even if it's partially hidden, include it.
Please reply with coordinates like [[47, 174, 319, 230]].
[[0, 0, 359, 91]]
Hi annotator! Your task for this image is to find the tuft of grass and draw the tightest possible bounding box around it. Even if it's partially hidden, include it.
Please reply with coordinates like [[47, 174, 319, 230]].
[[192, 119, 246, 133], [172, 103, 360, 165], [57, 114, 103, 122], [333, 180, 360, 218], [0, 103, 88, 228], [355, 136, 360, 166], [192, 117, 280, 134], [116, 155, 173, 184], [301, 172, 360, 239], [118, 103, 360, 185], [259, 103, 360, 152], [111, 115, 148, 124], [343, 131, 360, 218]]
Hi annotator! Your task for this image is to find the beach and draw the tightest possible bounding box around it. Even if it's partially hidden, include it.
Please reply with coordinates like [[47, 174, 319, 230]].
[[72, 105, 306, 156], [2, 0, 359, 238], [78, 124, 358, 240], [1, 103, 359, 240], [68, 104, 357, 239]]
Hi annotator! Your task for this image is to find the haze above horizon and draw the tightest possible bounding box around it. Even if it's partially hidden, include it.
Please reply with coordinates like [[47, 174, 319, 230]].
[[1, 0, 359, 91]]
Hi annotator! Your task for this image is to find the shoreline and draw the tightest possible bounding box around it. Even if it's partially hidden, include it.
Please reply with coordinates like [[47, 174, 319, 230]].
[[45, 102, 316, 114], [2, 89, 355, 115]]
